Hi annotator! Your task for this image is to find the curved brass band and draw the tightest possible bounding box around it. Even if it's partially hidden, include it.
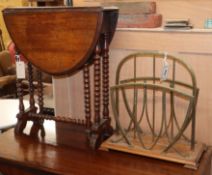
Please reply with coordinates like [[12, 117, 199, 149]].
[[112, 52, 198, 156]]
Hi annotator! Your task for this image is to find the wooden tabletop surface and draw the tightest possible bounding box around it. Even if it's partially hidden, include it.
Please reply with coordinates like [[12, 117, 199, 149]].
[[0, 128, 210, 175]]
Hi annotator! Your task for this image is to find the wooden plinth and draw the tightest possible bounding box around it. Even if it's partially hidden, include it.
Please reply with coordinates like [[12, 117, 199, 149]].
[[100, 133, 206, 169]]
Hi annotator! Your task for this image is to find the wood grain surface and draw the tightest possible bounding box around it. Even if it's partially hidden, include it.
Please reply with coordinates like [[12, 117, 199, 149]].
[[0, 129, 210, 175], [3, 7, 103, 75]]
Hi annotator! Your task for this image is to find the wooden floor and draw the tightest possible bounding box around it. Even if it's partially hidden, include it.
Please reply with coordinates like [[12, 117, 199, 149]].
[[0, 129, 210, 175]]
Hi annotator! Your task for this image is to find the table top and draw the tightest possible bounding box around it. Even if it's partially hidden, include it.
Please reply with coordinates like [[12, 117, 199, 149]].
[[3, 7, 118, 75], [0, 99, 29, 130], [0, 128, 210, 175]]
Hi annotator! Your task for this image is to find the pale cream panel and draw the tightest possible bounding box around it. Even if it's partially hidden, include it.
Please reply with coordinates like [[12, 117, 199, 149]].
[[111, 30, 212, 54], [154, 0, 212, 28], [73, 0, 212, 28], [53, 76, 75, 117]]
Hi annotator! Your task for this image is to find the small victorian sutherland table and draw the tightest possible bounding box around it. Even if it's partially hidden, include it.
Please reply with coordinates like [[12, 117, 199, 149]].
[[0, 6, 211, 175]]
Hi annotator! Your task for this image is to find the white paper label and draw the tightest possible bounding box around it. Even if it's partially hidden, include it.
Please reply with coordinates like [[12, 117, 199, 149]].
[[161, 61, 169, 81], [16, 61, 25, 79]]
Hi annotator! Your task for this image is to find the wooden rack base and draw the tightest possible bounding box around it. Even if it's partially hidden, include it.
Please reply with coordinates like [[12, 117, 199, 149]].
[[100, 133, 206, 169]]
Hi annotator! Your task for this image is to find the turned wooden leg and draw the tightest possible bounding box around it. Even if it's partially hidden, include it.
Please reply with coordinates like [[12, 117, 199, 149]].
[[101, 33, 113, 137], [30, 69, 45, 137], [14, 52, 26, 135], [102, 33, 110, 120], [27, 62, 36, 111], [17, 79, 25, 115], [83, 64, 92, 129], [88, 43, 102, 149], [37, 70, 44, 114], [94, 43, 101, 124]]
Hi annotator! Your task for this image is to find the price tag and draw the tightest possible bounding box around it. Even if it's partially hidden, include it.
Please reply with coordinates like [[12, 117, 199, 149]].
[[160, 52, 169, 81], [16, 61, 26, 79]]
